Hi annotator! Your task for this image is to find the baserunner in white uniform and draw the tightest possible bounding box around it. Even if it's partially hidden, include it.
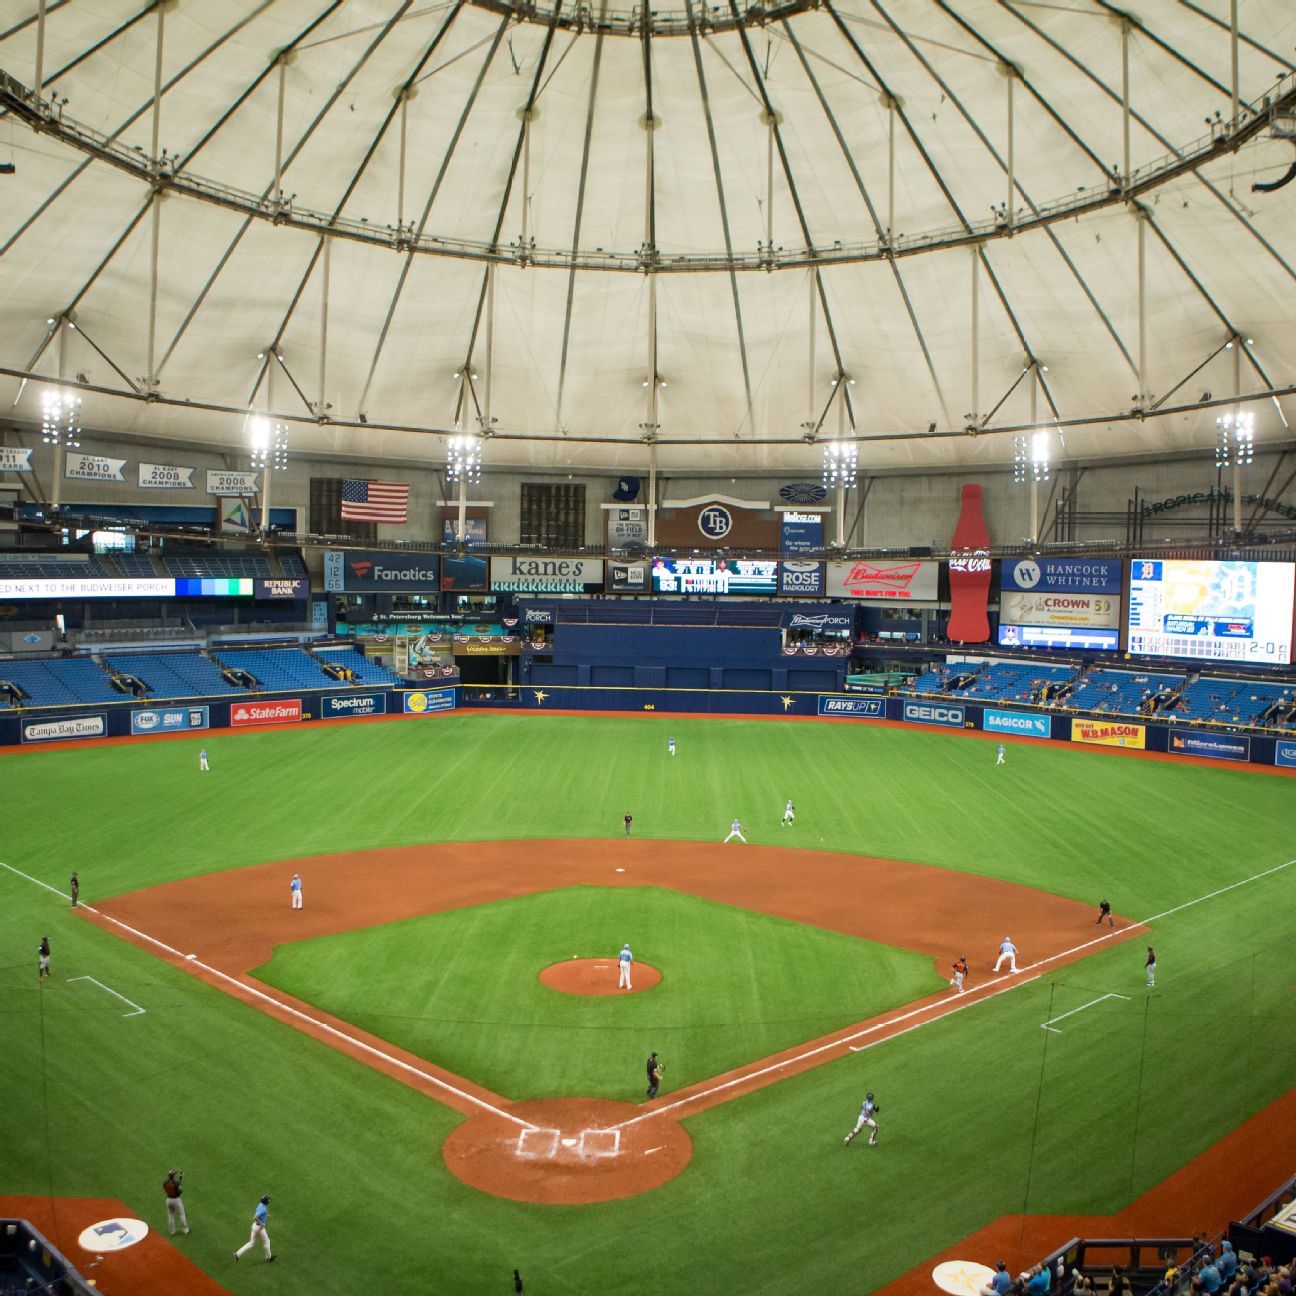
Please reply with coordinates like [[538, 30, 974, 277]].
[[618, 943, 633, 989], [234, 1195, 274, 1264]]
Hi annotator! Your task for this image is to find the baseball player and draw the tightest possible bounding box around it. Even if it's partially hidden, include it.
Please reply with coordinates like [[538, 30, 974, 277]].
[[233, 1194, 275, 1263], [996, 743, 1006, 766], [992, 937, 1018, 973], [950, 956, 969, 994], [199, 748, 209, 772], [781, 800, 795, 828], [38, 936, 50, 984], [843, 1092, 880, 1146], [70, 872, 79, 908], [723, 818, 747, 844], [1146, 946, 1156, 988], [624, 812, 633, 837], [646, 1052, 663, 1100], [163, 1170, 189, 1235], [290, 873, 303, 910], [1096, 899, 1114, 927], [618, 944, 633, 990], [667, 737, 676, 757]]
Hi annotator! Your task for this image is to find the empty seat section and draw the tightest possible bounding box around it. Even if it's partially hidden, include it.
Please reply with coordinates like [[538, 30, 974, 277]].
[[213, 648, 328, 691], [106, 651, 243, 697], [314, 647, 400, 686]]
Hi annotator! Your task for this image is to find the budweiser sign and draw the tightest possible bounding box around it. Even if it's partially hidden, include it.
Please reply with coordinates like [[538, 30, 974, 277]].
[[825, 560, 938, 600], [230, 698, 303, 727]]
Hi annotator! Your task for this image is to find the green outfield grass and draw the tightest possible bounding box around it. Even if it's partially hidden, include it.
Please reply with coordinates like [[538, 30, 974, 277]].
[[253, 885, 945, 1098], [2, 712, 1294, 1296]]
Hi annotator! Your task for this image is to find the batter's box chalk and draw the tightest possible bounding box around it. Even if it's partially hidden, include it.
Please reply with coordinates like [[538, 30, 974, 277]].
[[516, 1127, 560, 1160], [579, 1128, 621, 1160]]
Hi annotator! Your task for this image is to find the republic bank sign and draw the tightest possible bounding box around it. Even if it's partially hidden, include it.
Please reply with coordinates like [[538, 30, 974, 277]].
[[490, 557, 605, 593]]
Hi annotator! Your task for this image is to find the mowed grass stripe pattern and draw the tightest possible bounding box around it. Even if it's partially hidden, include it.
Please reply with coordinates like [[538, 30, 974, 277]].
[[1, 713, 1294, 1296], [253, 886, 945, 1099]]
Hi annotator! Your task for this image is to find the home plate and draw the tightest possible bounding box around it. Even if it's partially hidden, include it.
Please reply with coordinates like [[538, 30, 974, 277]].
[[561, 1138, 578, 1148]]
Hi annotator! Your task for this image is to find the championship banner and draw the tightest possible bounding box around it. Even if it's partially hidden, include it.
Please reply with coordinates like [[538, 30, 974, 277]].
[[1071, 718, 1145, 749], [207, 469, 260, 496], [66, 452, 126, 482], [0, 447, 33, 472], [825, 560, 939, 601], [138, 462, 195, 489]]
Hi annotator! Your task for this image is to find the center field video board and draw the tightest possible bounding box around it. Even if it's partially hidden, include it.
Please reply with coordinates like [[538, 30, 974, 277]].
[[1127, 559, 1295, 664], [651, 557, 779, 595]]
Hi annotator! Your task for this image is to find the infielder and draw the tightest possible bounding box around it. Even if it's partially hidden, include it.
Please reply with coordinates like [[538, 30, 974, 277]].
[[233, 1194, 275, 1263], [843, 1092, 880, 1146], [38, 936, 51, 984], [1145, 946, 1156, 987], [996, 744, 1005, 766], [1096, 898, 1114, 927], [723, 818, 747, 844], [290, 873, 303, 910], [781, 800, 795, 828], [618, 943, 633, 989], [950, 956, 969, 994], [199, 748, 209, 772], [163, 1170, 189, 1235], [646, 1052, 663, 1099], [992, 937, 1019, 973], [667, 737, 676, 757]]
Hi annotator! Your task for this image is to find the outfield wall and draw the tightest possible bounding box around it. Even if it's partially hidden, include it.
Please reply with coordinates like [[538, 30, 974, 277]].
[[3, 682, 1293, 770]]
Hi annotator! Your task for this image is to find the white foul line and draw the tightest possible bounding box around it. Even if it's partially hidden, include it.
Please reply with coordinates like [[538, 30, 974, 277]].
[[1040, 992, 1130, 1034], [0, 861, 532, 1131], [69, 974, 146, 1018], [615, 855, 1296, 1131]]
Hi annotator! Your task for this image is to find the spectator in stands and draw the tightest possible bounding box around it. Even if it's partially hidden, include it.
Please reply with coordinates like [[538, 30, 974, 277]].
[[1218, 1244, 1237, 1284], [1194, 1255, 1222, 1294], [1026, 1265, 1049, 1296], [1110, 1266, 1129, 1296], [990, 1262, 1013, 1296]]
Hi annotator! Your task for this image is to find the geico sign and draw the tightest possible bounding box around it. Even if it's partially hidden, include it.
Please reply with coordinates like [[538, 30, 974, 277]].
[[903, 702, 965, 726]]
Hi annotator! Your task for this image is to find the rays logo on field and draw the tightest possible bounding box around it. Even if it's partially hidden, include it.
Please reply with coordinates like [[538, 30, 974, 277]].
[[698, 505, 732, 540], [1012, 559, 1042, 589]]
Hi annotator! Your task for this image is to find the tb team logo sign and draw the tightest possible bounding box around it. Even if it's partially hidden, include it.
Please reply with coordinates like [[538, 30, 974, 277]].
[[698, 505, 732, 540]]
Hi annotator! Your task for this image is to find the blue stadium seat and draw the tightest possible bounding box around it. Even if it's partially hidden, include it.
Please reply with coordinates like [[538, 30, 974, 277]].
[[211, 648, 331, 692], [106, 651, 244, 698], [314, 647, 400, 686]]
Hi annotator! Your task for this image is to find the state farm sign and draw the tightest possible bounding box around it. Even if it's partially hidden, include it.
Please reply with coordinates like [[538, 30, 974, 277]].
[[825, 560, 939, 601], [230, 698, 302, 727]]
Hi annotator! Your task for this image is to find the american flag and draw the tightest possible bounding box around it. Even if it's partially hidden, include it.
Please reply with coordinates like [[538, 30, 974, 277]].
[[340, 479, 409, 524]]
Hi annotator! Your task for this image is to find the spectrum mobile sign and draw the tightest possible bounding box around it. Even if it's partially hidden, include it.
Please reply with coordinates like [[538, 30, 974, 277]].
[[321, 693, 387, 719]]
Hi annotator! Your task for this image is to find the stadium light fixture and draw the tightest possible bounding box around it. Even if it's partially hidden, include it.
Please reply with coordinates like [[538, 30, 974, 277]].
[[249, 415, 289, 471], [1013, 429, 1051, 484], [822, 439, 857, 488], [1215, 411, 1254, 468], [447, 433, 482, 483], [41, 388, 82, 448]]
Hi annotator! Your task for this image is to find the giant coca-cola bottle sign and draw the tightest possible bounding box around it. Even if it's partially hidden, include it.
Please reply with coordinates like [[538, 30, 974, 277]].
[[947, 484, 991, 642]]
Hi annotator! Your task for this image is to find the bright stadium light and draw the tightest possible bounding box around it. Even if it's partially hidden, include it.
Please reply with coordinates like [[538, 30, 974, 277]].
[[822, 439, 857, 488], [41, 388, 82, 448], [1013, 430, 1051, 483], [447, 433, 482, 483], [1215, 410, 1254, 467], [249, 416, 289, 471]]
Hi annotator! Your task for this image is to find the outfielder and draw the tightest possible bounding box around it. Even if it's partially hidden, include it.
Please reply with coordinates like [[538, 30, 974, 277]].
[[199, 748, 209, 772], [290, 873, 303, 910], [233, 1194, 275, 1263], [723, 818, 747, 844], [163, 1170, 189, 1235], [1146, 946, 1156, 987], [38, 936, 50, 984], [843, 1092, 880, 1146], [667, 737, 676, 757], [992, 937, 1019, 973], [781, 800, 795, 828], [618, 944, 633, 989], [996, 744, 1005, 766]]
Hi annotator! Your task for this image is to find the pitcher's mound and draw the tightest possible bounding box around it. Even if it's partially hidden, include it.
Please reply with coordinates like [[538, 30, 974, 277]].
[[443, 1097, 691, 1204], [540, 958, 662, 995]]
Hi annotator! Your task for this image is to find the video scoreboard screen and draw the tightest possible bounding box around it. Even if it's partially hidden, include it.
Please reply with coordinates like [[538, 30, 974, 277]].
[[1127, 559, 1294, 664], [651, 557, 779, 595]]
